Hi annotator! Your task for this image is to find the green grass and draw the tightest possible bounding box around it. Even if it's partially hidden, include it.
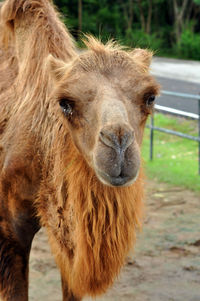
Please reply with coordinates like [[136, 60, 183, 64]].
[[142, 113, 200, 192]]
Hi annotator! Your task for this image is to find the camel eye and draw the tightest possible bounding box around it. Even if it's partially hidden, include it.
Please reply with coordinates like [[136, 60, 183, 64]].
[[146, 95, 155, 106], [59, 99, 73, 118]]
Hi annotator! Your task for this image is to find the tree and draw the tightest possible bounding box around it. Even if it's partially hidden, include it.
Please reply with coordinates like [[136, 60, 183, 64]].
[[118, 0, 134, 32], [53, 0, 200, 60], [137, 0, 153, 34], [78, 0, 82, 33], [172, 0, 190, 43]]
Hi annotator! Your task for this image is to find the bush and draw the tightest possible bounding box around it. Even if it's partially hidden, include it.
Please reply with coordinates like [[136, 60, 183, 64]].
[[122, 29, 163, 53], [178, 29, 200, 60]]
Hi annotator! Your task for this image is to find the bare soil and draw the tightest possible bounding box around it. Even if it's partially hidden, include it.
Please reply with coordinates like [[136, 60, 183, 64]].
[[29, 180, 200, 301]]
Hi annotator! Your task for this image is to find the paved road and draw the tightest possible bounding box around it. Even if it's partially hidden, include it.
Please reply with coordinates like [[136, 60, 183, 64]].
[[151, 57, 200, 114], [155, 76, 199, 114]]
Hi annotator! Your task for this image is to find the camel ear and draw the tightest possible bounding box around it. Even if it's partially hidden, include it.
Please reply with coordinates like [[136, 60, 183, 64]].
[[46, 54, 68, 82], [130, 48, 153, 68]]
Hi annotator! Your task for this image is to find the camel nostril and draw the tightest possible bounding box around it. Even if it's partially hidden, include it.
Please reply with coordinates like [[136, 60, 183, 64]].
[[99, 130, 117, 149], [121, 131, 134, 149], [99, 125, 134, 152]]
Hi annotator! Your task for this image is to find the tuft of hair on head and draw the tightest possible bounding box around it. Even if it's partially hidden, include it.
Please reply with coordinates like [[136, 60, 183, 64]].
[[82, 34, 125, 54], [82, 35, 153, 71]]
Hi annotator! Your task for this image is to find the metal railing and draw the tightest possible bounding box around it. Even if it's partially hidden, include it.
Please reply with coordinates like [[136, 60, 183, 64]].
[[148, 90, 200, 175]]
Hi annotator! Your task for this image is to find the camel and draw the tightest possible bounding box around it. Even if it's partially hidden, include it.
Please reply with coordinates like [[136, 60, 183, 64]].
[[0, 0, 159, 300]]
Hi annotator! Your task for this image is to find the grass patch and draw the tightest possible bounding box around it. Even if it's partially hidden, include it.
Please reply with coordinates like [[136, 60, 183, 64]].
[[142, 113, 200, 192]]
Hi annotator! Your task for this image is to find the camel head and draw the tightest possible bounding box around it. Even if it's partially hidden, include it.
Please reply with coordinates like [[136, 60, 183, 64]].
[[48, 37, 159, 187]]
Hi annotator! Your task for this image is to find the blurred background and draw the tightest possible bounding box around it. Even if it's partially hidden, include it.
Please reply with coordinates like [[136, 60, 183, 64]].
[[54, 0, 200, 60]]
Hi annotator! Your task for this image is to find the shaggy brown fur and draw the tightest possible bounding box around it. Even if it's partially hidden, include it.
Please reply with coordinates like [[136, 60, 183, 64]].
[[38, 134, 144, 297], [0, 0, 159, 300]]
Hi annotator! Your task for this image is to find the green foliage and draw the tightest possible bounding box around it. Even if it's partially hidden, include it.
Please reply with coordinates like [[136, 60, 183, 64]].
[[178, 29, 200, 60], [193, 0, 200, 4], [123, 29, 163, 52], [54, 0, 200, 61]]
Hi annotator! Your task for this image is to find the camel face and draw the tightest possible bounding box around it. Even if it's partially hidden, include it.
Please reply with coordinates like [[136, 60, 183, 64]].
[[49, 42, 159, 187]]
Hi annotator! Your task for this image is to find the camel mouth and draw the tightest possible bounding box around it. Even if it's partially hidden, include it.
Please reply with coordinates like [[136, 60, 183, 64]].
[[95, 169, 139, 187]]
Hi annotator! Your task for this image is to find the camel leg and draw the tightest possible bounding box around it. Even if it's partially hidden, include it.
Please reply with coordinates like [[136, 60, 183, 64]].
[[0, 199, 40, 301], [61, 276, 81, 301], [0, 153, 42, 300]]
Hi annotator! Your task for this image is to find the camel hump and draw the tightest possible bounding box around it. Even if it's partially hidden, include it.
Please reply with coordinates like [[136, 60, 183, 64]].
[[0, 0, 52, 24], [0, 2, 17, 95], [0, 0, 76, 96], [0, 0, 76, 63]]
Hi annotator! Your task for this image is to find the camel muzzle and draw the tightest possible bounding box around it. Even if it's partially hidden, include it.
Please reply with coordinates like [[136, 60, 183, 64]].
[[94, 124, 140, 187]]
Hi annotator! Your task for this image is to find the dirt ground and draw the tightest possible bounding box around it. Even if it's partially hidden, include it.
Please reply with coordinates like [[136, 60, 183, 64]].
[[29, 180, 200, 301]]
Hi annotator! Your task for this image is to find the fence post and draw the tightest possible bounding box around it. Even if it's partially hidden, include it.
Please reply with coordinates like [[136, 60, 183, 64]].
[[198, 97, 200, 175], [150, 114, 154, 161]]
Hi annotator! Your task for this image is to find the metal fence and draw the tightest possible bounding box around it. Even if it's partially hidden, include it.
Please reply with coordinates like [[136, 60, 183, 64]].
[[147, 90, 200, 175]]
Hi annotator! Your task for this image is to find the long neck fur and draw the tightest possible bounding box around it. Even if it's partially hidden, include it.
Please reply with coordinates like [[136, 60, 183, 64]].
[[38, 128, 144, 297]]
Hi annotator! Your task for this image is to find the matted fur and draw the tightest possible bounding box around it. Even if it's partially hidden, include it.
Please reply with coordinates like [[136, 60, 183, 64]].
[[0, 0, 155, 299]]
